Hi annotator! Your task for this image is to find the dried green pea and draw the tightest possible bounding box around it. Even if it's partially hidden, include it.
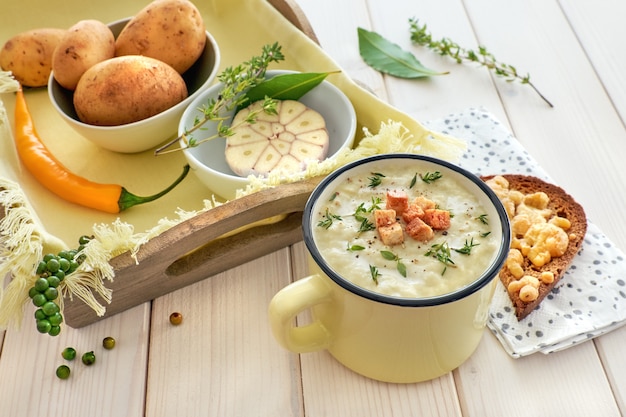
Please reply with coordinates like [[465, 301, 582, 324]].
[[82, 351, 96, 366], [56, 365, 71, 379], [62, 347, 76, 361], [103, 336, 116, 350]]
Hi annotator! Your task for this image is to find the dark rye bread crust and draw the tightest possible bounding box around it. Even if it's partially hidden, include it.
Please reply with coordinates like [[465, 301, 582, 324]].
[[481, 175, 587, 321]]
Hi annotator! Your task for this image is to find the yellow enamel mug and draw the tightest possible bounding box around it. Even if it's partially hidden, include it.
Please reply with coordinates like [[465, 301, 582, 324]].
[[269, 154, 511, 383]]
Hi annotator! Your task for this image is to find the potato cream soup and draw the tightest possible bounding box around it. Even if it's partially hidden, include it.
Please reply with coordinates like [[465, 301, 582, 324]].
[[312, 162, 500, 298]]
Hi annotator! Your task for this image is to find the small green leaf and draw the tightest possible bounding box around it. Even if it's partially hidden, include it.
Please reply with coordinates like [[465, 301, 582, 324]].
[[397, 262, 407, 278], [357, 27, 446, 79], [381, 250, 397, 261], [240, 72, 332, 110]]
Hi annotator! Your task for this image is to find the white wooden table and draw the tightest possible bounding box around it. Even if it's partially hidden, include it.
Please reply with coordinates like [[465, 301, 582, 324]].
[[2, 0, 626, 416]]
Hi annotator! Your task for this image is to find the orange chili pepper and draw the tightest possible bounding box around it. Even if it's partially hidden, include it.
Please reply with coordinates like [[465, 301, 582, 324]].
[[13, 86, 189, 214]]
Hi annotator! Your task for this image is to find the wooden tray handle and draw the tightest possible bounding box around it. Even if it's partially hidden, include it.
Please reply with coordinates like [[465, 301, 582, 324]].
[[64, 177, 322, 328]]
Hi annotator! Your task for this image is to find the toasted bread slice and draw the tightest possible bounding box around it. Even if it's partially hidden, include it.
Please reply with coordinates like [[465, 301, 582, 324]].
[[482, 175, 587, 320]]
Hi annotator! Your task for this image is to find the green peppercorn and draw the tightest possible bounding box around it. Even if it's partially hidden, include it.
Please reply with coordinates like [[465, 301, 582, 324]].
[[169, 312, 183, 325], [28, 286, 39, 299], [36, 260, 47, 275], [54, 270, 66, 281], [58, 250, 72, 260], [58, 258, 71, 272], [33, 277, 49, 292], [44, 287, 58, 301], [56, 365, 71, 379], [34, 308, 46, 321], [43, 253, 55, 263], [78, 235, 92, 245], [36, 319, 51, 334], [47, 275, 61, 288], [48, 312, 63, 326], [102, 336, 116, 350], [46, 258, 60, 273], [62, 347, 77, 361], [42, 301, 60, 316], [32, 293, 47, 307], [82, 351, 96, 366], [48, 326, 61, 337]]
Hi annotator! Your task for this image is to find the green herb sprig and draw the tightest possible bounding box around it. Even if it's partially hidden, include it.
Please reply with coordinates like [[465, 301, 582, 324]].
[[408, 18, 553, 108], [476, 214, 489, 225], [317, 208, 342, 229], [420, 171, 442, 184], [381, 250, 407, 277], [453, 238, 479, 255], [155, 43, 285, 155], [370, 265, 381, 284], [368, 172, 386, 188], [424, 241, 456, 275]]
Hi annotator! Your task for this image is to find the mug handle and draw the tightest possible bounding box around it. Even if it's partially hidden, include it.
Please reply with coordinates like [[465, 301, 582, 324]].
[[268, 274, 333, 353]]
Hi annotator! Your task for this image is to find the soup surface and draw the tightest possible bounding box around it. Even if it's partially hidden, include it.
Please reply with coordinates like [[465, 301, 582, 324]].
[[312, 164, 500, 298]]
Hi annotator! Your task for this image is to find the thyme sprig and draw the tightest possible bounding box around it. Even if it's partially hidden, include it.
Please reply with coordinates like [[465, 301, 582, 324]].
[[425, 241, 456, 275], [476, 214, 489, 225], [155, 43, 285, 155], [381, 250, 407, 277], [453, 238, 479, 255], [317, 208, 342, 229], [408, 18, 553, 108], [420, 171, 442, 184], [368, 172, 386, 188], [369, 265, 381, 285]]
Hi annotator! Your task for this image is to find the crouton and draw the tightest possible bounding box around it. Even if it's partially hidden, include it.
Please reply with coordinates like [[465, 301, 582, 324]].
[[405, 217, 434, 242], [374, 209, 397, 228], [413, 196, 436, 211], [402, 203, 425, 224], [423, 209, 451, 230], [386, 190, 409, 216], [378, 223, 404, 246]]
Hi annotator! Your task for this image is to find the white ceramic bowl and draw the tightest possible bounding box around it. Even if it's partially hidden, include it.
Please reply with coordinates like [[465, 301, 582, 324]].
[[48, 17, 221, 153], [179, 70, 357, 200]]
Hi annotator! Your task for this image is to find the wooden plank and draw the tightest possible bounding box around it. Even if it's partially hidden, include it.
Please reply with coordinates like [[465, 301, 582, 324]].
[[145, 249, 303, 417], [458, 333, 620, 416], [289, 241, 463, 416], [559, 0, 626, 122], [595, 326, 626, 414], [0, 304, 150, 417]]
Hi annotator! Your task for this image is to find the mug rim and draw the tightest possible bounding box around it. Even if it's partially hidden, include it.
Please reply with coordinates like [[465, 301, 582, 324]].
[[302, 153, 511, 307]]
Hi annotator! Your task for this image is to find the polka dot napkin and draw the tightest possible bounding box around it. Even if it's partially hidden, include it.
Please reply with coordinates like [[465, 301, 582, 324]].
[[424, 108, 626, 358]]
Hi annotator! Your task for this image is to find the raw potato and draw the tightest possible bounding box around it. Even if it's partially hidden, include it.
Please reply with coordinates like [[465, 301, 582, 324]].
[[0, 28, 67, 87], [115, 0, 206, 74], [73, 55, 188, 126], [225, 100, 329, 177], [52, 20, 115, 91]]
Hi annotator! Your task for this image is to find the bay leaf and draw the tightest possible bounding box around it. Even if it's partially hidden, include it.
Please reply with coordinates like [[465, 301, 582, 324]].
[[240, 72, 332, 110], [357, 27, 447, 78]]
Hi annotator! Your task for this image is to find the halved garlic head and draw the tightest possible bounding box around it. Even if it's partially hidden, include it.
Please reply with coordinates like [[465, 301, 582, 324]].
[[225, 100, 329, 177]]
